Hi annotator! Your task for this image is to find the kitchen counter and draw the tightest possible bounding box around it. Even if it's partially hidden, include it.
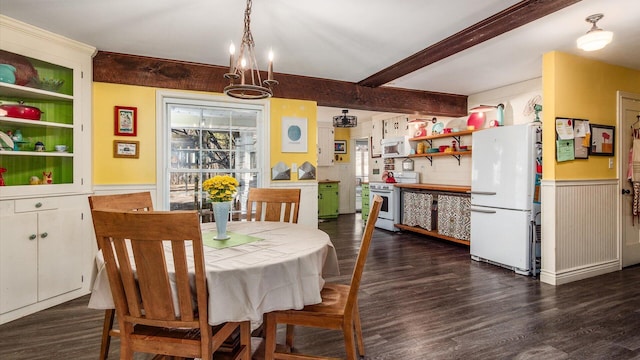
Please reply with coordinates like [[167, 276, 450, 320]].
[[394, 183, 470, 193], [318, 179, 340, 184], [395, 184, 471, 246]]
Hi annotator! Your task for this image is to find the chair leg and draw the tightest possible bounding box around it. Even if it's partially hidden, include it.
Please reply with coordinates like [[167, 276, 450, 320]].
[[353, 305, 364, 357], [240, 321, 251, 360], [99, 309, 115, 360], [343, 320, 357, 360], [264, 313, 277, 360], [285, 324, 295, 349]]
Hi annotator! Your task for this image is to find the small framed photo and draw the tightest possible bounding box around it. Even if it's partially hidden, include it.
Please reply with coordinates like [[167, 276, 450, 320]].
[[589, 124, 615, 156], [113, 140, 140, 159], [334, 140, 347, 154], [114, 106, 137, 136]]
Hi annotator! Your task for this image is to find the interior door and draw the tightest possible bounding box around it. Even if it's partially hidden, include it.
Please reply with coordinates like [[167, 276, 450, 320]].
[[621, 92, 640, 267]]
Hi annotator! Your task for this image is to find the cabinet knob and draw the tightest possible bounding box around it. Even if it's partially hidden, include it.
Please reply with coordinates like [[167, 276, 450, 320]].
[[40, 232, 48, 238], [29, 234, 37, 240], [35, 202, 43, 208]]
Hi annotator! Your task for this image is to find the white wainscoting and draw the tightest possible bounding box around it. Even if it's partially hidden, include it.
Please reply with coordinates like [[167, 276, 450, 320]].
[[268, 181, 318, 227], [540, 179, 620, 285]]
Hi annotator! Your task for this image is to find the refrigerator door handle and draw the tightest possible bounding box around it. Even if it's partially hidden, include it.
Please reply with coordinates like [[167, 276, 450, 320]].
[[470, 191, 497, 195], [470, 208, 497, 214]]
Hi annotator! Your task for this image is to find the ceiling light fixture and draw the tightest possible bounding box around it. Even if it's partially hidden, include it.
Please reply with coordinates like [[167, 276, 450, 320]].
[[333, 109, 357, 128], [577, 13, 613, 52], [224, 0, 277, 100]]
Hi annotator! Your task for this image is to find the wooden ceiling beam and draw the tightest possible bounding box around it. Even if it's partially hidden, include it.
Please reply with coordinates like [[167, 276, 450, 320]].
[[93, 51, 468, 117], [358, 0, 582, 88]]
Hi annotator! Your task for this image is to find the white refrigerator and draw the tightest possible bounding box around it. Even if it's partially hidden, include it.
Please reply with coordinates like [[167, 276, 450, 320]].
[[470, 123, 541, 275]]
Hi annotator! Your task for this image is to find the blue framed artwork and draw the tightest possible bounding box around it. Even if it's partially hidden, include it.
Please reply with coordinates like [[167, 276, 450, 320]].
[[281, 117, 308, 153]]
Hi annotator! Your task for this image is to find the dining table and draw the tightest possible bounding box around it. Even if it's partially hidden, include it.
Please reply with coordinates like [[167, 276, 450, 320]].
[[88, 220, 340, 328]]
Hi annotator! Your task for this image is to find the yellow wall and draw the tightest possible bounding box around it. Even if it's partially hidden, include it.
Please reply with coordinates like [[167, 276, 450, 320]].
[[93, 83, 318, 184], [334, 127, 351, 163], [93, 83, 157, 184], [542, 51, 640, 180], [269, 98, 318, 181]]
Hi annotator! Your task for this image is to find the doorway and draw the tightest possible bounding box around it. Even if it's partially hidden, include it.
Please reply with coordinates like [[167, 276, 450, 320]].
[[354, 138, 369, 212], [620, 91, 640, 267]]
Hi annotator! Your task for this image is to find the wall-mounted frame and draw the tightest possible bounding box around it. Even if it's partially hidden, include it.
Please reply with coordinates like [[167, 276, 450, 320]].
[[334, 140, 347, 154], [113, 140, 140, 158], [281, 117, 307, 153], [114, 106, 137, 136], [589, 124, 615, 156]]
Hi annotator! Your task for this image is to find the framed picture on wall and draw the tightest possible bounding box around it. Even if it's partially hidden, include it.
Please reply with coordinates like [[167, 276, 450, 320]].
[[334, 140, 347, 154], [114, 106, 137, 136], [113, 140, 140, 158], [281, 117, 307, 152], [589, 124, 615, 156]]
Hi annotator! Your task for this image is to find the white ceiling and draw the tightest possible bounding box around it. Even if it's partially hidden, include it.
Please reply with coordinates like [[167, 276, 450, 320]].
[[1, 0, 638, 99]]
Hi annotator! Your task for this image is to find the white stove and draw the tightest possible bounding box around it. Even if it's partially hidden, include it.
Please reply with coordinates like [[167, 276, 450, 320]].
[[369, 171, 419, 231]]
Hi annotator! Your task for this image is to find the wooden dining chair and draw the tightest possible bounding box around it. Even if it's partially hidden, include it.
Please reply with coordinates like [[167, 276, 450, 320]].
[[91, 209, 251, 360], [264, 195, 383, 360], [88, 191, 154, 360], [246, 188, 301, 223]]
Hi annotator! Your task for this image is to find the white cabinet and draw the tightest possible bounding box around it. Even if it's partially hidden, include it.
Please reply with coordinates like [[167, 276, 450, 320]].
[[371, 118, 383, 157], [0, 199, 83, 314], [0, 16, 94, 324], [317, 125, 334, 166], [383, 115, 410, 138]]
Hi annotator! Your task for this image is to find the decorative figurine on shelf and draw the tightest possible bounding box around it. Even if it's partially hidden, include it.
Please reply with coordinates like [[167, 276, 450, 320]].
[[34, 141, 45, 152], [42, 171, 52, 184], [414, 122, 427, 137], [29, 175, 41, 185], [0, 167, 6, 186]]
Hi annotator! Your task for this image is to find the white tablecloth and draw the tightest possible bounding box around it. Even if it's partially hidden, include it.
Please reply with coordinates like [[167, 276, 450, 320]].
[[88, 221, 339, 326]]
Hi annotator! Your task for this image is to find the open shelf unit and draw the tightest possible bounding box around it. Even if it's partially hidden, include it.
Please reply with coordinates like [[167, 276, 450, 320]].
[[409, 130, 475, 165]]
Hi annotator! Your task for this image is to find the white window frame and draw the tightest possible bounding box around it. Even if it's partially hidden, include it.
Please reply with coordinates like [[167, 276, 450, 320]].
[[156, 91, 270, 211]]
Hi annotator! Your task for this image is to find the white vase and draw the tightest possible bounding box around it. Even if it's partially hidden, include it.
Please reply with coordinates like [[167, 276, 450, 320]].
[[212, 201, 231, 240]]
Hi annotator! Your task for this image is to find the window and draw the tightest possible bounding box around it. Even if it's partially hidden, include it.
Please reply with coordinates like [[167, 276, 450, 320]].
[[158, 94, 265, 222]]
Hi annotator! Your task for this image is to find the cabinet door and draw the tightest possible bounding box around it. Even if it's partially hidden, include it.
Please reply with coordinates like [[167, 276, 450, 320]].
[[371, 119, 383, 157], [318, 184, 339, 218], [317, 126, 334, 166], [437, 194, 471, 240], [38, 209, 83, 301], [0, 213, 38, 313]]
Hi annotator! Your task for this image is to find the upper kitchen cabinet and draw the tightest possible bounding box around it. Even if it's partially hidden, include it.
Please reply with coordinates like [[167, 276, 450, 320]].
[[0, 15, 96, 198], [383, 115, 410, 138], [371, 118, 383, 157], [317, 124, 334, 166]]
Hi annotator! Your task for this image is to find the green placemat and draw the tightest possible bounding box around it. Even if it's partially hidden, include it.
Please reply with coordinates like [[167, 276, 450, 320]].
[[202, 231, 263, 249]]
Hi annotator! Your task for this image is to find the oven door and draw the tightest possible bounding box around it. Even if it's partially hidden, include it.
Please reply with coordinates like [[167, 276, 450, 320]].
[[370, 187, 393, 220]]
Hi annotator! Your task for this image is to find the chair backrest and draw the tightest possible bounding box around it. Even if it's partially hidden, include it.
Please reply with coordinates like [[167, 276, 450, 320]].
[[246, 188, 301, 223], [88, 192, 154, 213], [91, 210, 210, 335], [346, 195, 382, 312]]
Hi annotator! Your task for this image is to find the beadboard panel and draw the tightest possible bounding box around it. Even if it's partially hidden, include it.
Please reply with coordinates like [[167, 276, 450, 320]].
[[540, 179, 620, 285], [267, 181, 318, 227]]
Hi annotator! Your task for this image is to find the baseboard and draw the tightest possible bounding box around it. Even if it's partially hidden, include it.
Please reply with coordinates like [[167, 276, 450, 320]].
[[540, 260, 620, 285]]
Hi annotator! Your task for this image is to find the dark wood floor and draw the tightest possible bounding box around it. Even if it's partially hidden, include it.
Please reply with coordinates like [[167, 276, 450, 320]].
[[3, 214, 640, 359]]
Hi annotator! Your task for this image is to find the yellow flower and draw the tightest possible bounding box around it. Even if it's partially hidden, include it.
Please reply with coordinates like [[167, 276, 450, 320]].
[[202, 175, 239, 202]]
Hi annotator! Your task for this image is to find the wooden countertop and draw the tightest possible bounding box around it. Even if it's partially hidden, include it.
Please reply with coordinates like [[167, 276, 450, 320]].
[[394, 183, 471, 193], [318, 180, 340, 184]]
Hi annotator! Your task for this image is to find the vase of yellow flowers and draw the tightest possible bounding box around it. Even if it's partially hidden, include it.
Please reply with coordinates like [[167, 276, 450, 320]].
[[202, 174, 239, 240]]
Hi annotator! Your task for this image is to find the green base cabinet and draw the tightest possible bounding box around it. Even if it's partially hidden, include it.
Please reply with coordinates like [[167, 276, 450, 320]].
[[361, 183, 370, 223], [318, 181, 339, 219]]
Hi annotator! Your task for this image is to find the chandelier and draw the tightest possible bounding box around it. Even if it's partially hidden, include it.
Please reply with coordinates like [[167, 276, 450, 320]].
[[224, 0, 277, 99], [333, 110, 357, 128]]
